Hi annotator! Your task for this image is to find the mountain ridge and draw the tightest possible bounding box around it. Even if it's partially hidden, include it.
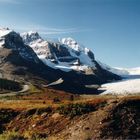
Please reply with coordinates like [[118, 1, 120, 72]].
[[21, 31, 97, 73], [0, 28, 121, 93]]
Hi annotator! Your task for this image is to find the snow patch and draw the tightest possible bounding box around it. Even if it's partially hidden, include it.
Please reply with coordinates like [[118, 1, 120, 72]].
[[0, 28, 12, 37]]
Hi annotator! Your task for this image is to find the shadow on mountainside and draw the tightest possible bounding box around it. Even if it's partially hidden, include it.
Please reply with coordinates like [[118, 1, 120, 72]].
[[125, 74, 140, 79]]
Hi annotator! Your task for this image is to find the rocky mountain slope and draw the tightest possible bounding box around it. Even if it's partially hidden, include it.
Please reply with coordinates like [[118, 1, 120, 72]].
[[0, 28, 121, 93], [98, 61, 140, 77], [21, 31, 96, 73]]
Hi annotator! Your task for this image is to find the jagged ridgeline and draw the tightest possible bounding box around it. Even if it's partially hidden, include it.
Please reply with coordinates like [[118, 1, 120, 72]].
[[0, 78, 21, 91], [0, 28, 121, 93]]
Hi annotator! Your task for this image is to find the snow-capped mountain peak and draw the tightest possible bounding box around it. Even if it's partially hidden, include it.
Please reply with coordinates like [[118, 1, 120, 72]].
[[0, 28, 14, 47], [21, 31, 42, 45], [0, 28, 13, 37], [61, 37, 81, 52], [60, 37, 94, 59], [20, 32, 97, 73], [0, 29, 39, 63]]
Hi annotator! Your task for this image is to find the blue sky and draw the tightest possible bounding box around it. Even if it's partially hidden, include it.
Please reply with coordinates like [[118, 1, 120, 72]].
[[0, 0, 140, 68]]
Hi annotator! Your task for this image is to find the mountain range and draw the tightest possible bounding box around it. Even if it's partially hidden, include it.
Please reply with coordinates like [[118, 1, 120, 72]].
[[0, 28, 121, 93]]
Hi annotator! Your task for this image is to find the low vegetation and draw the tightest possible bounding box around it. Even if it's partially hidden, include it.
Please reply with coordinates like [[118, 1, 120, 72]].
[[58, 100, 106, 118], [0, 86, 139, 140], [0, 78, 21, 91], [0, 131, 26, 140], [0, 95, 107, 139]]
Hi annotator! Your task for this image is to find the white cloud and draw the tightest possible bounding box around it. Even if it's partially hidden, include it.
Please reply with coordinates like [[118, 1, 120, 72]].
[[4, 23, 93, 35], [14, 25, 93, 35], [39, 28, 93, 35]]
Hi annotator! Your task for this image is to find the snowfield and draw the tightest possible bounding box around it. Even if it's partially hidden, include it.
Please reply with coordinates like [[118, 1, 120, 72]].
[[100, 67, 140, 95], [100, 79, 140, 95]]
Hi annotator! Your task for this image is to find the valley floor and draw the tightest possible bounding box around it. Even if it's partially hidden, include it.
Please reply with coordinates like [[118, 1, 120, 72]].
[[0, 71, 140, 139]]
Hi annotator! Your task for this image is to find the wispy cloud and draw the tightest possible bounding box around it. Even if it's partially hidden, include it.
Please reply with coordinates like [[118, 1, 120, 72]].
[[39, 28, 93, 35], [15, 25, 94, 35], [0, 0, 20, 4]]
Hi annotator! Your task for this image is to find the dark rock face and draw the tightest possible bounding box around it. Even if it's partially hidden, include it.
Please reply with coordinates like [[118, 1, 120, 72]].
[[4, 31, 39, 63], [58, 57, 78, 63], [49, 43, 71, 58], [87, 50, 95, 61]]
